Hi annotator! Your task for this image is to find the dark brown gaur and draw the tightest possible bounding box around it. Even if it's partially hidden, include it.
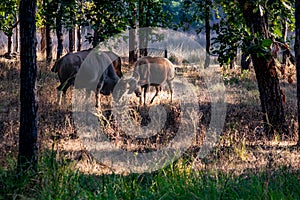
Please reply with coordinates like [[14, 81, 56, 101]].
[[51, 49, 122, 106], [127, 56, 175, 106], [74, 50, 121, 108]]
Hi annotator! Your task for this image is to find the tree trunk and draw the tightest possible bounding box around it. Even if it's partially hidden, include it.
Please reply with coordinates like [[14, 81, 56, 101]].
[[40, 27, 46, 58], [18, 0, 38, 172], [69, 5, 75, 53], [295, 0, 300, 145], [129, 1, 138, 67], [239, 0, 288, 137], [282, 17, 288, 43], [139, 34, 148, 57], [77, 26, 81, 51], [93, 29, 99, 48], [204, 0, 211, 69], [7, 35, 12, 56], [252, 57, 288, 137], [14, 19, 19, 53], [138, 0, 148, 57], [56, 2, 63, 59], [69, 27, 75, 52], [281, 17, 290, 68], [129, 28, 138, 66], [241, 52, 251, 71], [228, 51, 237, 69], [46, 23, 53, 63]]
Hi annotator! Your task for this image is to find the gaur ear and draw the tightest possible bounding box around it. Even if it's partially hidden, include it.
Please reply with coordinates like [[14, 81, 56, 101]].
[[118, 78, 130, 88], [128, 78, 137, 87], [127, 78, 138, 94], [127, 88, 134, 94]]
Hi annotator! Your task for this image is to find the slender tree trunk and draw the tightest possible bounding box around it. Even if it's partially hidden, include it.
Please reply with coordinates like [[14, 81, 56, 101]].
[[129, 1, 138, 67], [295, 0, 300, 145], [282, 18, 289, 67], [241, 52, 251, 70], [77, 0, 83, 51], [229, 51, 237, 69], [14, 20, 19, 53], [46, 23, 52, 63], [239, 0, 288, 137], [40, 27, 46, 58], [77, 26, 81, 51], [282, 17, 288, 43], [139, 32, 148, 57], [18, 0, 38, 172], [69, 4, 75, 53], [56, 2, 63, 59], [204, 0, 211, 69], [7, 35, 12, 56], [229, 59, 236, 69], [69, 27, 75, 52], [93, 29, 99, 48], [129, 28, 138, 66], [138, 0, 148, 57]]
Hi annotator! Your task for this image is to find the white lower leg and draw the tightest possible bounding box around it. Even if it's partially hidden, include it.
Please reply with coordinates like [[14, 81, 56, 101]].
[[57, 90, 63, 105], [62, 93, 67, 105], [95, 93, 100, 108]]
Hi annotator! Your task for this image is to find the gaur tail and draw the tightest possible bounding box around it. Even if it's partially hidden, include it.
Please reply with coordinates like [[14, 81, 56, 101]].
[[51, 58, 63, 72], [51, 63, 57, 72], [60, 73, 77, 91], [169, 66, 176, 81], [51, 60, 60, 73]]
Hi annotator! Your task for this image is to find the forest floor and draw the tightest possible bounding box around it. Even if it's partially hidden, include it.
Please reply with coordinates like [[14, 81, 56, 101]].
[[0, 57, 300, 176]]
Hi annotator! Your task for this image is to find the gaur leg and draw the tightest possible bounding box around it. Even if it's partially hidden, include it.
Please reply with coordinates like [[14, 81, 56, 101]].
[[167, 80, 173, 103], [62, 91, 67, 105], [84, 89, 92, 110], [95, 80, 105, 108], [150, 86, 160, 104], [61, 80, 73, 105], [140, 96, 143, 105], [56, 84, 64, 105], [95, 86, 101, 108], [81, 89, 95, 111], [139, 95, 142, 106], [56, 79, 74, 105], [142, 85, 149, 106], [56, 88, 63, 105]]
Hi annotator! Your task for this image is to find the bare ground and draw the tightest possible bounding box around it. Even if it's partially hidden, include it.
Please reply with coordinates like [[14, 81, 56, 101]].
[[0, 58, 299, 175]]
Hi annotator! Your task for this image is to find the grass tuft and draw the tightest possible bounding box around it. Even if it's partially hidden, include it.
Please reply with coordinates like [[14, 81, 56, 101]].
[[0, 153, 300, 199]]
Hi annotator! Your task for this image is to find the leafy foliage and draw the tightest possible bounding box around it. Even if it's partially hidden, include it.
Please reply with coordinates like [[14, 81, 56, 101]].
[[211, 0, 248, 66], [84, 0, 129, 45], [267, 0, 295, 40], [173, 0, 207, 32], [0, 0, 19, 36], [211, 0, 295, 67]]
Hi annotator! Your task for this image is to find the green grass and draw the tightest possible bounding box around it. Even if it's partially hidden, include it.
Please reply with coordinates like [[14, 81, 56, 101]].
[[0, 152, 300, 200]]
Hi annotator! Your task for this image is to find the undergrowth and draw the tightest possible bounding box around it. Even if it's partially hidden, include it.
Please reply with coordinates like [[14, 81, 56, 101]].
[[0, 152, 299, 200], [0, 53, 299, 200]]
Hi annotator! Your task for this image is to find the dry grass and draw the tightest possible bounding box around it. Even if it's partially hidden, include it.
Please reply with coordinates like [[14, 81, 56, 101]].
[[0, 57, 299, 176]]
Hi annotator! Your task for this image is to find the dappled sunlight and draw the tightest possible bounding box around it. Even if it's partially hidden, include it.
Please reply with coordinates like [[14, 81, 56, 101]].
[[1, 56, 299, 175]]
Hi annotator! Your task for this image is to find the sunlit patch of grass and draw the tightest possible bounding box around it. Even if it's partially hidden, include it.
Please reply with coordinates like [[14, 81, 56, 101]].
[[233, 138, 248, 161]]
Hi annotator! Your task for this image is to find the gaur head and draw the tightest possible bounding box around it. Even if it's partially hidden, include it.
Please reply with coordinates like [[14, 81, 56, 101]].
[[112, 77, 140, 102], [134, 86, 142, 97], [127, 78, 139, 94]]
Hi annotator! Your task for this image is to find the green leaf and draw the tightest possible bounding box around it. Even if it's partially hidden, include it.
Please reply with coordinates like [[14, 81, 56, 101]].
[[262, 39, 272, 49]]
